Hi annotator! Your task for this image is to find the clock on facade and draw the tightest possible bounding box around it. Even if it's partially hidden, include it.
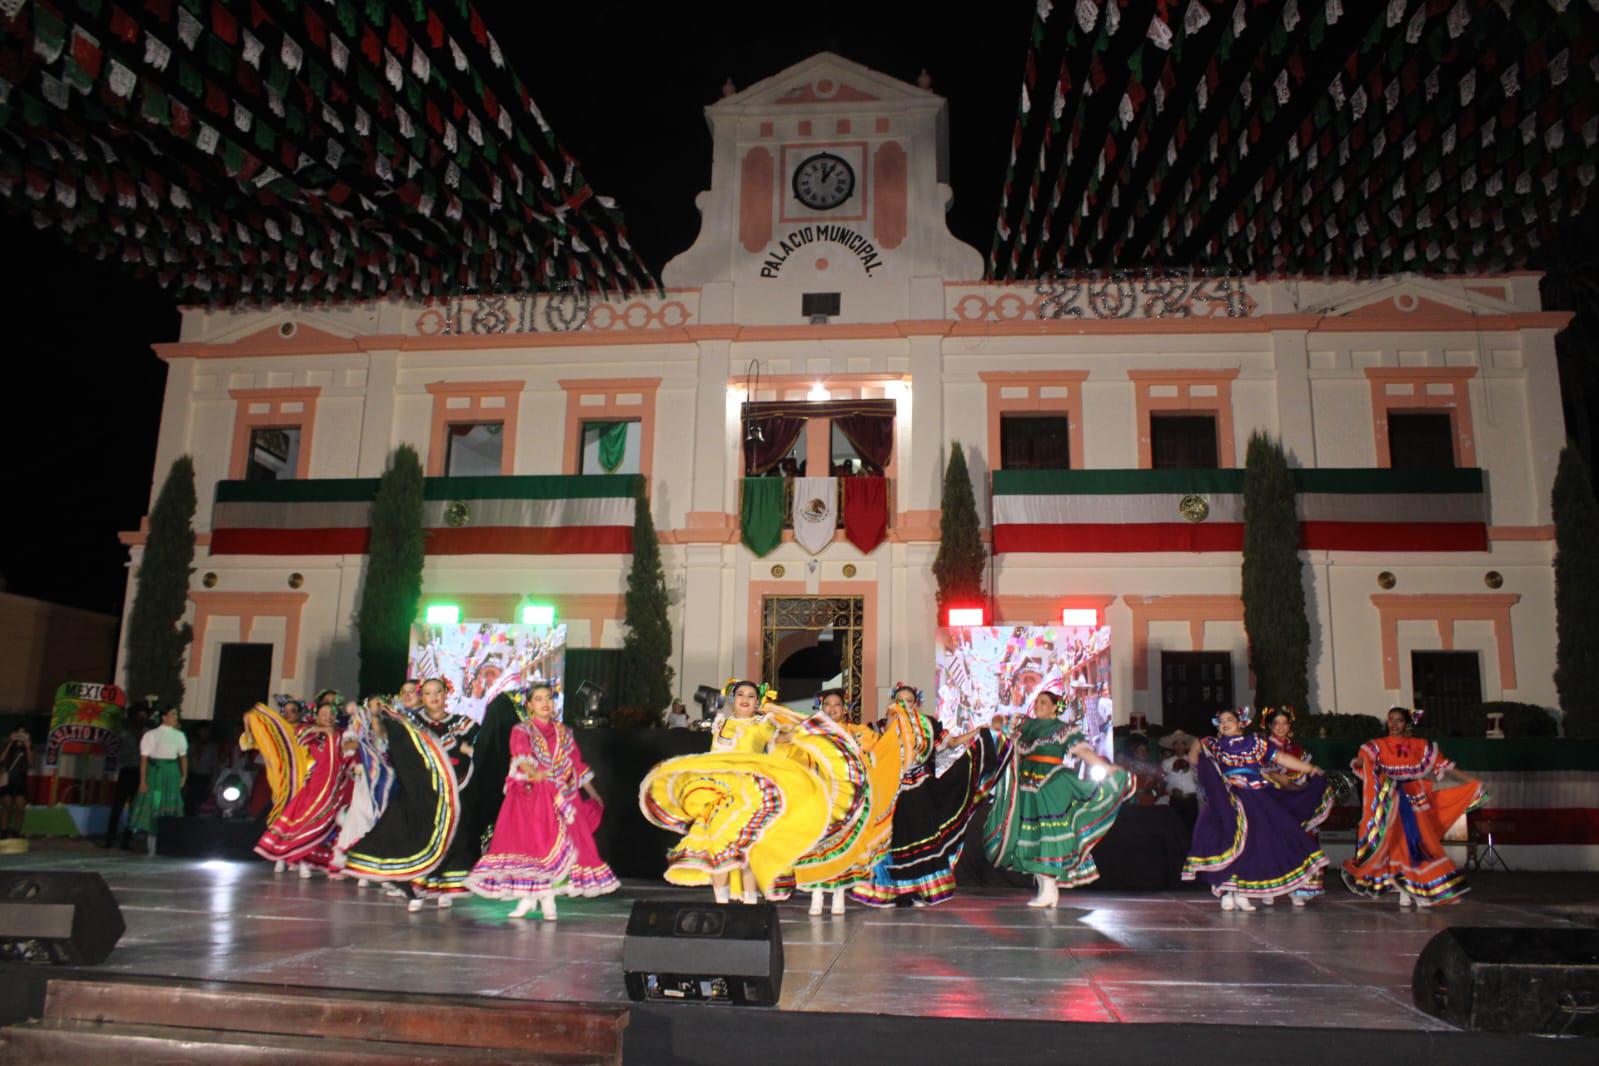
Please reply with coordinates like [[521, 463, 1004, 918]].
[[792, 152, 856, 210]]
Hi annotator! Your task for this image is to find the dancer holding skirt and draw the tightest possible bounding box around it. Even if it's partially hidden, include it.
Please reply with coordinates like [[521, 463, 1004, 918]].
[[640, 680, 830, 903], [467, 683, 618, 920], [254, 700, 348, 877], [1182, 707, 1331, 910], [1342, 707, 1483, 908], [984, 688, 1133, 908]]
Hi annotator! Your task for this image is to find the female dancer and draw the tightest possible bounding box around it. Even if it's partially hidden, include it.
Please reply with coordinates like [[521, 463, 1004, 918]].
[[1342, 707, 1483, 908], [254, 699, 348, 877], [466, 682, 618, 920], [763, 700, 869, 914], [803, 689, 904, 915], [340, 705, 461, 911], [853, 684, 1009, 908], [1259, 706, 1321, 906], [129, 707, 188, 855], [330, 699, 396, 884], [1182, 708, 1330, 910], [983, 688, 1133, 908], [408, 678, 482, 906], [640, 680, 831, 904]]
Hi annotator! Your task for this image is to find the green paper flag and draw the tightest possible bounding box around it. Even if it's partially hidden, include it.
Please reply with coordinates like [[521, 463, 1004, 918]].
[[741, 478, 785, 557]]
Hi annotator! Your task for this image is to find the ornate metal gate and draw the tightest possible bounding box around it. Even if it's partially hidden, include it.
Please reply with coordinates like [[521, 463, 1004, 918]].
[[760, 596, 865, 721]]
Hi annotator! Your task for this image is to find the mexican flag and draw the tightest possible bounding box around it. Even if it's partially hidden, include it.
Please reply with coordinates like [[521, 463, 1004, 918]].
[[992, 468, 1487, 554], [210, 475, 642, 555]]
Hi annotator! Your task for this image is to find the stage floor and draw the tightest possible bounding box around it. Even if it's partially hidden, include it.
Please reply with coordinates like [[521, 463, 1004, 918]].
[[5, 842, 1597, 1031]]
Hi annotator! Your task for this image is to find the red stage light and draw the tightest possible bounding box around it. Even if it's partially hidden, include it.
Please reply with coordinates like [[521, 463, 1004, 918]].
[[946, 607, 985, 627]]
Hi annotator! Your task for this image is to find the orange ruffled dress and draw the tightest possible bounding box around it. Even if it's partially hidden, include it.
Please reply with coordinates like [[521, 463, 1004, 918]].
[[1341, 735, 1484, 906]]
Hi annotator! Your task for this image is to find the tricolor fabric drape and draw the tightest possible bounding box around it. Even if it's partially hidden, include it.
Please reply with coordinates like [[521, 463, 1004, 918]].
[[741, 477, 786, 557]]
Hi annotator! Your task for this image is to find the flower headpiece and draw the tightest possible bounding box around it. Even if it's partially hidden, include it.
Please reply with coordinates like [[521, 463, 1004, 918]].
[[723, 678, 778, 705], [273, 694, 303, 713], [314, 688, 342, 707], [423, 676, 456, 698], [1211, 706, 1253, 728], [1261, 706, 1296, 726], [890, 681, 924, 707]]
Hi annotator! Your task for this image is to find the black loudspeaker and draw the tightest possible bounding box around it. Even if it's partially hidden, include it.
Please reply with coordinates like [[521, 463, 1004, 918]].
[[0, 871, 126, 965], [622, 900, 783, 1006], [1412, 926, 1599, 1036]]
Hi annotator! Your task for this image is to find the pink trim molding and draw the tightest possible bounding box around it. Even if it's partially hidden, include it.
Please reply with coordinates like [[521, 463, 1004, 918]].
[[1123, 594, 1245, 691], [188, 591, 310, 681], [557, 377, 661, 482], [1370, 593, 1521, 691], [979, 371, 1089, 473], [228, 388, 320, 480], [1127, 369, 1240, 469], [424, 381, 523, 477], [1364, 367, 1478, 469]]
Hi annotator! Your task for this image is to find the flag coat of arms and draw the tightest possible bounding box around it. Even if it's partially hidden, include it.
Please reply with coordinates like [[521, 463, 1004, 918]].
[[792, 477, 837, 554]]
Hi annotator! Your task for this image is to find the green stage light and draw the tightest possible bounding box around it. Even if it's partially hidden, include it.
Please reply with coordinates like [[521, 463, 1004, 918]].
[[425, 604, 461, 624], [521, 604, 556, 626]]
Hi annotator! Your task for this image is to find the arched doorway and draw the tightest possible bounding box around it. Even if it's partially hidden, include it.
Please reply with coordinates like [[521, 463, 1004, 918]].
[[759, 595, 864, 719], [776, 638, 844, 707]]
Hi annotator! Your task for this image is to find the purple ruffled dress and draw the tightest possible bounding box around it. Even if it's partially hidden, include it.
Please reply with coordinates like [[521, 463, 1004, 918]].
[[1181, 734, 1332, 899]]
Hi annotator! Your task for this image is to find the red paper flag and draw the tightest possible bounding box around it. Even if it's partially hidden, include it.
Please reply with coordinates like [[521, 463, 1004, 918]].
[[843, 477, 888, 554]]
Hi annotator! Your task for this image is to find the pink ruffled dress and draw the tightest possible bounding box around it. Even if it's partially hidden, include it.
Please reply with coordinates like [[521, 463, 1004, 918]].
[[465, 717, 619, 898]]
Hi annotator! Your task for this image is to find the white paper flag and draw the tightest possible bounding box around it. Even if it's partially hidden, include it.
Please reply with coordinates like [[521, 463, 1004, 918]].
[[791, 477, 837, 555]]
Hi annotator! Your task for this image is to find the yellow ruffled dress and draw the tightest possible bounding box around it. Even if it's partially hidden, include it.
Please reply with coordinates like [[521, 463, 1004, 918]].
[[240, 703, 313, 826], [764, 708, 870, 893], [639, 712, 833, 897]]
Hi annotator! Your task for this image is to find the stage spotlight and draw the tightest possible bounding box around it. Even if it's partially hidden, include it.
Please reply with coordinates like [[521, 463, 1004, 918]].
[[212, 770, 252, 818]]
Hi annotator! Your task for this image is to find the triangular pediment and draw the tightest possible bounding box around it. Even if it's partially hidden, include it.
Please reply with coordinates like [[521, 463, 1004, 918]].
[[1316, 277, 1518, 320], [207, 312, 362, 347], [714, 52, 936, 112]]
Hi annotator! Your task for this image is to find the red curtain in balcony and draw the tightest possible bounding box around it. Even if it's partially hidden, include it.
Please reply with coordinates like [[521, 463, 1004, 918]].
[[742, 410, 807, 475], [833, 411, 893, 475]]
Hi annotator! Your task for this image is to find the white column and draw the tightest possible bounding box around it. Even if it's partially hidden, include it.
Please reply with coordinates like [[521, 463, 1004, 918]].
[[356, 348, 400, 477], [679, 544, 730, 702], [906, 336, 944, 512], [691, 339, 733, 515], [1271, 329, 1315, 466], [1521, 328, 1567, 525]]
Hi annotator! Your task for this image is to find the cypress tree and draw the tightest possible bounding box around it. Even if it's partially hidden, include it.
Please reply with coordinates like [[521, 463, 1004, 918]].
[[357, 445, 426, 697], [124, 456, 197, 709], [1554, 444, 1599, 737], [933, 442, 986, 617], [620, 493, 674, 716], [1241, 432, 1309, 710]]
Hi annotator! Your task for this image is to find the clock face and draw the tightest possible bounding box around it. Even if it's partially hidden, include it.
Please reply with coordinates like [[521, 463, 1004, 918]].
[[792, 152, 856, 210]]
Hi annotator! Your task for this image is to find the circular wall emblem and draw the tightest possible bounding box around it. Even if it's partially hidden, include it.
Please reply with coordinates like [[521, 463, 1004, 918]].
[[801, 497, 830, 522], [444, 502, 471, 528], [1178, 494, 1210, 523]]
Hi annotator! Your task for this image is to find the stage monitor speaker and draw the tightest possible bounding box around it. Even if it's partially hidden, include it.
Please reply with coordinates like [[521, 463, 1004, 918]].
[[622, 900, 783, 1006], [1412, 926, 1599, 1036], [0, 871, 125, 966]]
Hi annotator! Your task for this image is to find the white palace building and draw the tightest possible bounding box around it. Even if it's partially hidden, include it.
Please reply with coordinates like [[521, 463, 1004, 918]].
[[117, 54, 1571, 730]]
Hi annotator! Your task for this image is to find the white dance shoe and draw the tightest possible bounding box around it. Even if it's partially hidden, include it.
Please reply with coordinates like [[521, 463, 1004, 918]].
[[832, 887, 847, 915], [809, 891, 825, 916], [509, 897, 537, 919], [1026, 875, 1060, 909], [274, 860, 286, 874]]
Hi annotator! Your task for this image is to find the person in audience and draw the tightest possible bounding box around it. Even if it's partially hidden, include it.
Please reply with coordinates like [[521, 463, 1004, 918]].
[[1182, 708, 1329, 910], [1158, 729, 1199, 828], [129, 706, 188, 856], [664, 700, 690, 729], [983, 687, 1132, 908], [467, 682, 618, 920], [103, 706, 150, 848], [1342, 707, 1484, 908], [0, 727, 33, 839]]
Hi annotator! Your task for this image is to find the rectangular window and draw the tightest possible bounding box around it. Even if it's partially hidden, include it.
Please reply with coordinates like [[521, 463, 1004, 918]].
[[1387, 412, 1456, 469], [1149, 414, 1220, 470], [579, 420, 642, 475], [445, 422, 504, 477], [999, 414, 1071, 470], [1160, 651, 1234, 735], [246, 427, 302, 482], [1411, 650, 1483, 735]]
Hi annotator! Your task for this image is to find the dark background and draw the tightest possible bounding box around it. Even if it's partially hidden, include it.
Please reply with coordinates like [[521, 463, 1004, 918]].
[[1, 1, 1593, 617]]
